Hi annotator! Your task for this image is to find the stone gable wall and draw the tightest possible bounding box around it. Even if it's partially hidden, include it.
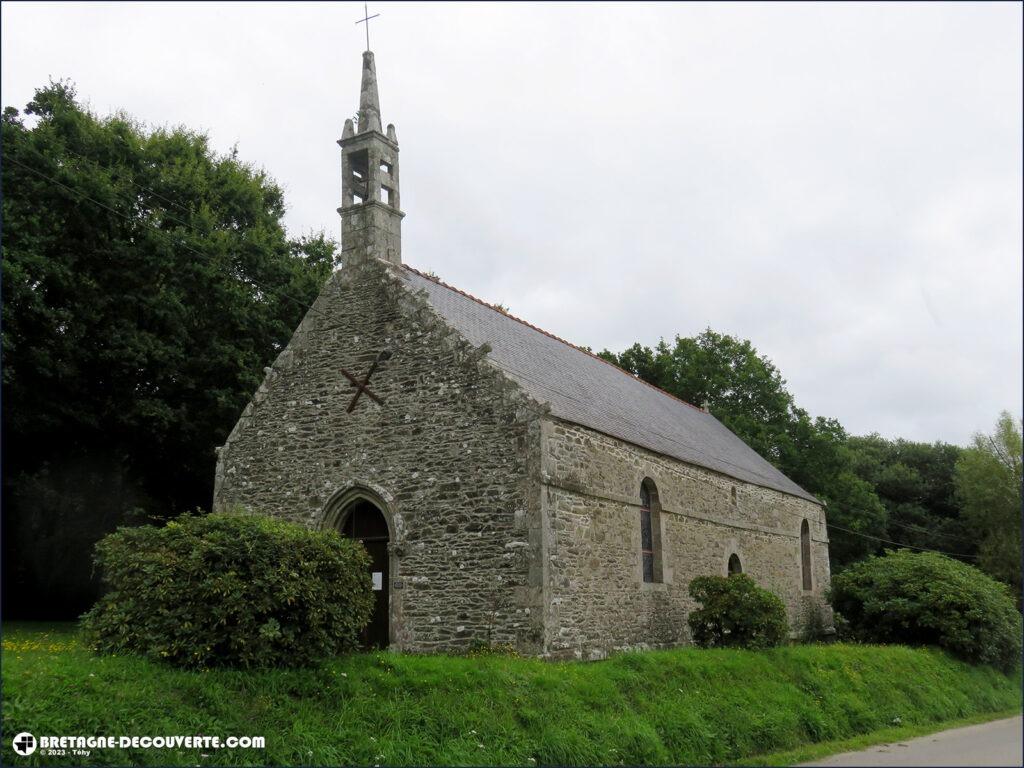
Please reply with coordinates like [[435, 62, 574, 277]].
[[214, 257, 546, 653], [540, 419, 831, 659]]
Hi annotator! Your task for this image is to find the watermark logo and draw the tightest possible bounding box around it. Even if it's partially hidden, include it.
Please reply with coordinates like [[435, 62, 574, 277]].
[[10, 733, 264, 756], [12, 733, 37, 757]]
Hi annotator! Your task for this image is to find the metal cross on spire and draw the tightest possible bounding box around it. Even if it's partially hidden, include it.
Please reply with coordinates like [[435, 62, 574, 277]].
[[356, 1, 380, 52]]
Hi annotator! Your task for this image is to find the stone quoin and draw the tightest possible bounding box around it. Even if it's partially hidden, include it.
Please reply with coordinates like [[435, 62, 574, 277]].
[[213, 47, 834, 658]]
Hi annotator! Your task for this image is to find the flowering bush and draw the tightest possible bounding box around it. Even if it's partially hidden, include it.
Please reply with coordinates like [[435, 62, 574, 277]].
[[81, 512, 373, 668], [687, 574, 789, 649]]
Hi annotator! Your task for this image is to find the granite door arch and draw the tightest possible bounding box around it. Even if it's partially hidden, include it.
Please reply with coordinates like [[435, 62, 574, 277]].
[[322, 488, 394, 649]]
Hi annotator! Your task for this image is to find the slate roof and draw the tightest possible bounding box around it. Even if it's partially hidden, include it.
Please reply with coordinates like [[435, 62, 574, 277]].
[[401, 266, 820, 505]]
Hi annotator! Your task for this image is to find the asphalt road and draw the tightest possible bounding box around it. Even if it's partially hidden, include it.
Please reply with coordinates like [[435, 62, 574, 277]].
[[803, 715, 1023, 767]]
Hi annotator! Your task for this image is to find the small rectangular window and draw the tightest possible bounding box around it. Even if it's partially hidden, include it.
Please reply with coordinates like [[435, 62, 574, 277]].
[[380, 186, 392, 205]]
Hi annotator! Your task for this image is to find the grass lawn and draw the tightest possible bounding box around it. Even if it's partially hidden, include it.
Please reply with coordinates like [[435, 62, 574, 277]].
[[1, 622, 1020, 766]]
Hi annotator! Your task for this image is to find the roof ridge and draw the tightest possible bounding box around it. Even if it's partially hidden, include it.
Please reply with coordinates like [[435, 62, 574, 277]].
[[401, 265, 707, 414]]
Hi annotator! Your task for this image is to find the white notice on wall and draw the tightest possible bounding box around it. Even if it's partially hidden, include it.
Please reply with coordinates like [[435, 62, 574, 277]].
[[372, 572, 383, 591]]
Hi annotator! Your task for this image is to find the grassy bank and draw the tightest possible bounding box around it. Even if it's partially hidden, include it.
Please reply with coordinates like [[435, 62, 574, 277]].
[[2, 623, 1020, 766]]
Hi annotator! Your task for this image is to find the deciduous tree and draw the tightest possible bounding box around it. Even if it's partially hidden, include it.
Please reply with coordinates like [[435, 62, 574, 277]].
[[955, 412, 1022, 594], [1, 81, 336, 617]]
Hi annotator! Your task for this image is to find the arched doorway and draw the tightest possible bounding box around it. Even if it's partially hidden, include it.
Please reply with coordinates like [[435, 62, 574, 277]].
[[338, 499, 390, 649]]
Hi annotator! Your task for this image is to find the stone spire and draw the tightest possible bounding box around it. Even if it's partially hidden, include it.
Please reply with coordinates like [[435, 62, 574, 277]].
[[338, 50, 404, 266], [357, 51, 382, 134]]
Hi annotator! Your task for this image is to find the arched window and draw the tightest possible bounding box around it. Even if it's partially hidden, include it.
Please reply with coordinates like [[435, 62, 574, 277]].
[[800, 519, 812, 590], [640, 478, 663, 583], [728, 553, 742, 575]]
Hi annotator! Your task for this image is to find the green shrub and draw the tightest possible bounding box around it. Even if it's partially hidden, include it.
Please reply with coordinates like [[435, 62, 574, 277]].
[[829, 549, 1022, 670], [687, 574, 789, 649], [81, 512, 373, 669]]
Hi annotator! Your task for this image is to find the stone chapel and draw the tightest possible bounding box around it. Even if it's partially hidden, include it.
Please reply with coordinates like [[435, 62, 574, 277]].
[[213, 49, 833, 659]]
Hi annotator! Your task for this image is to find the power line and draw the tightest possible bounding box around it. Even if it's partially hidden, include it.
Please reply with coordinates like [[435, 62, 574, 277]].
[[885, 517, 975, 545], [7, 154, 177, 238], [828, 524, 978, 560], [109, 154, 199, 220], [6, 153, 230, 270], [4, 152, 334, 326]]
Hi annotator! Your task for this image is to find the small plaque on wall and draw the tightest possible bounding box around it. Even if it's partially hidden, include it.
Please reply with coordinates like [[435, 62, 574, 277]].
[[392, 580, 404, 590]]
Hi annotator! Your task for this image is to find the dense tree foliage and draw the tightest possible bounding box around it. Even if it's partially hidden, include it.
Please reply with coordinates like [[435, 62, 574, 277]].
[[830, 550, 1022, 670], [2, 81, 336, 618], [955, 413, 1023, 596], [846, 435, 972, 559]]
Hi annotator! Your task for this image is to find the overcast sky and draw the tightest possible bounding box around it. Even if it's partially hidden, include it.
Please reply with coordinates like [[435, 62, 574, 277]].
[[3, 1, 1021, 445]]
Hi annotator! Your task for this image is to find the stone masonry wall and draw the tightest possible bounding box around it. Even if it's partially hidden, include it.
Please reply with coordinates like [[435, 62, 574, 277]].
[[540, 419, 831, 659], [214, 256, 546, 653]]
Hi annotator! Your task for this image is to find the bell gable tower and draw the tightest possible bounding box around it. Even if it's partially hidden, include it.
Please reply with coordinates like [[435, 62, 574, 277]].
[[338, 50, 404, 265]]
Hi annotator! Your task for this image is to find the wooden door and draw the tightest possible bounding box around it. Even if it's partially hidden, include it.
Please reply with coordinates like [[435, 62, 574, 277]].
[[340, 500, 390, 649], [362, 539, 389, 648]]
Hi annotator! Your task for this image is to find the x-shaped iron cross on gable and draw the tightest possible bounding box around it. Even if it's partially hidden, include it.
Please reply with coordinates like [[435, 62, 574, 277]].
[[341, 350, 390, 413]]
